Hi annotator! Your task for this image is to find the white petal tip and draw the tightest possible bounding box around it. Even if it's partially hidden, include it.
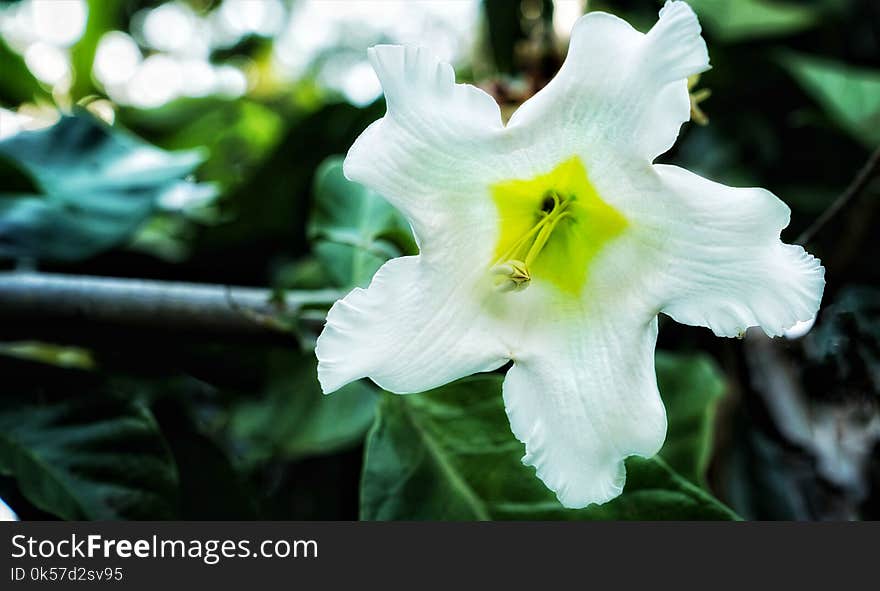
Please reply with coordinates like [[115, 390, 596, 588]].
[[315, 312, 360, 396], [366, 44, 402, 63], [649, 0, 710, 80], [315, 361, 345, 395], [555, 478, 625, 510], [520, 450, 628, 510], [784, 316, 817, 340]]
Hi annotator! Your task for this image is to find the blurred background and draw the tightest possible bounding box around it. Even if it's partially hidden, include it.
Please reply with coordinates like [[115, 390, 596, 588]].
[[0, 0, 878, 521]]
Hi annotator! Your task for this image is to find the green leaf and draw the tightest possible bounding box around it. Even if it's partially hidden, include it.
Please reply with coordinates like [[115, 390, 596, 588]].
[[688, 0, 819, 42], [157, 99, 285, 193], [780, 53, 880, 148], [656, 352, 726, 486], [361, 371, 739, 520], [0, 114, 210, 262], [308, 156, 416, 288], [153, 398, 258, 519], [195, 100, 384, 263], [230, 351, 378, 465], [0, 380, 179, 520]]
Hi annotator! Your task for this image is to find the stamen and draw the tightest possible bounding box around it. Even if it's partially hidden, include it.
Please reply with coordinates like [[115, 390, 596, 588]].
[[491, 191, 574, 293], [491, 260, 530, 292], [525, 212, 571, 267]]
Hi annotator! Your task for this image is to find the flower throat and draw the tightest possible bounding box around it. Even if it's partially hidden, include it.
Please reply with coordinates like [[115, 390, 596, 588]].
[[489, 156, 628, 295], [491, 191, 575, 292]]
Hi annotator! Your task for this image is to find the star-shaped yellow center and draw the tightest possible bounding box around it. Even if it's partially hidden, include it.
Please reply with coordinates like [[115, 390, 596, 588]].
[[490, 156, 628, 295]]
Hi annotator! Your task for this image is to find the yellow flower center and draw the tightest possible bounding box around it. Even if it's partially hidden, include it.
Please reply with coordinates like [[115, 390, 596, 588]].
[[490, 156, 627, 295]]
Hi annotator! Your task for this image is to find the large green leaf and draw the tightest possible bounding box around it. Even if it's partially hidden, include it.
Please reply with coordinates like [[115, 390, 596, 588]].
[[780, 53, 880, 148], [0, 114, 210, 261], [229, 351, 378, 465], [656, 352, 726, 486], [0, 376, 179, 520], [308, 156, 416, 288], [688, 0, 819, 42], [361, 364, 739, 520]]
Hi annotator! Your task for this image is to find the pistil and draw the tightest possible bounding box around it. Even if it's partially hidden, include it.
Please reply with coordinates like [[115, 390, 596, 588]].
[[491, 191, 574, 292]]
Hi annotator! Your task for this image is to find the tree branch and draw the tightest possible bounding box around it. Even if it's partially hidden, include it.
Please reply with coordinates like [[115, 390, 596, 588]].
[[0, 272, 344, 347], [796, 144, 880, 245]]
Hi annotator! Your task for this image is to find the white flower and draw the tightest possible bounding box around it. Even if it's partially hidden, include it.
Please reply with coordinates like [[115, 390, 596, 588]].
[[0, 496, 18, 521], [315, 1, 825, 509]]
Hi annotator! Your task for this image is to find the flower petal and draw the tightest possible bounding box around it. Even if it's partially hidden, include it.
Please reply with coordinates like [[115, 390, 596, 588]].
[[507, 0, 709, 163], [316, 256, 509, 394], [654, 164, 825, 337], [344, 45, 505, 242], [502, 307, 666, 508]]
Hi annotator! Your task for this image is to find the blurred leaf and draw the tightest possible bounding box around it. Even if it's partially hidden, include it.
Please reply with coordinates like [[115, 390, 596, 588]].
[[252, 447, 363, 520], [190, 101, 384, 283], [127, 214, 196, 262], [153, 398, 258, 519], [656, 352, 726, 486], [308, 156, 415, 288], [0, 342, 94, 370], [361, 372, 739, 520], [781, 53, 880, 148], [0, 115, 203, 209], [0, 114, 208, 262], [230, 350, 378, 466], [120, 97, 242, 131], [688, 0, 819, 42], [274, 255, 337, 290], [158, 99, 284, 193], [0, 383, 178, 520]]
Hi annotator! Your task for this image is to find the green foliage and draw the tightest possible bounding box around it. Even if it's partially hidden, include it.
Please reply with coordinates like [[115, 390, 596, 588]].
[[230, 351, 378, 466], [361, 356, 740, 521], [308, 156, 416, 288], [656, 353, 726, 486], [0, 114, 210, 262], [780, 53, 880, 149], [0, 368, 178, 520], [687, 0, 819, 42], [0, 38, 49, 106], [153, 397, 259, 520], [0, 0, 875, 522], [190, 100, 384, 278], [153, 99, 285, 194], [70, 0, 124, 100]]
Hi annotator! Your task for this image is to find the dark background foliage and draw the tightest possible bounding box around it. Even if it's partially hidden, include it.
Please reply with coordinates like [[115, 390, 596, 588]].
[[0, 0, 878, 521]]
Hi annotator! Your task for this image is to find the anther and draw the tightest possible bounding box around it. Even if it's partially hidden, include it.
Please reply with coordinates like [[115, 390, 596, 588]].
[[491, 259, 530, 292], [490, 190, 574, 293]]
